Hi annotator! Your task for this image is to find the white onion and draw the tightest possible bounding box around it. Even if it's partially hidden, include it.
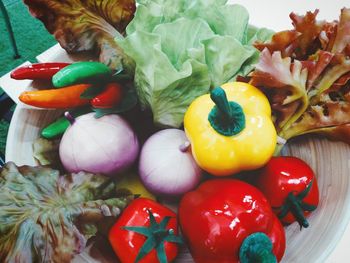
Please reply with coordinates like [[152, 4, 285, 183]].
[[139, 129, 202, 196], [59, 113, 139, 176]]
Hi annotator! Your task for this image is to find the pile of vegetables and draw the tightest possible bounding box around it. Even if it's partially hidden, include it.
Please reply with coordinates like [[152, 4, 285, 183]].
[[18, 0, 273, 128], [15, 61, 137, 116], [10, 0, 350, 262]]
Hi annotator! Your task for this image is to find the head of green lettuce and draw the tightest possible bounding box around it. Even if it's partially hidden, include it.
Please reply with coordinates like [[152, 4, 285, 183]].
[[117, 0, 273, 127]]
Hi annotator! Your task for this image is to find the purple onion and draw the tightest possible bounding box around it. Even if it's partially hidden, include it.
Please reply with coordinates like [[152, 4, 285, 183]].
[[59, 113, 139, 176], [139, 129, 202, 196]]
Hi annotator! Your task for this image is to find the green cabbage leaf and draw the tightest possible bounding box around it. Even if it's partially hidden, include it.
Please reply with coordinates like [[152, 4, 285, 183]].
[[118, 0, 273, 127]]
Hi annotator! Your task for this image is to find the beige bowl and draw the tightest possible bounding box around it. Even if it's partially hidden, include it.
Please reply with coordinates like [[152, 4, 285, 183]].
[[5, 103, 350, 262], [4, 0, 350, 260]]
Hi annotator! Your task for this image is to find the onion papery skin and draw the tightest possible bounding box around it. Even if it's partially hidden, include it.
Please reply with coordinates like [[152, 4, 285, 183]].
[[139, 129, 202, 196], [59, 113, 139, 176]]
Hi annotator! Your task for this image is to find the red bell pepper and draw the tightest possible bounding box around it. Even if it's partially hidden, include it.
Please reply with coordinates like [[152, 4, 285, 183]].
[[108, 198, 182, 263], [255, 156, 319, 228], [179, 179, 286, 263], [11, 62, 70, 80], [91, 83, 122, 108]]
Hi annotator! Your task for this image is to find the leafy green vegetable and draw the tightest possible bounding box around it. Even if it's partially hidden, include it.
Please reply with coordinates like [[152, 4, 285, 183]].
[[33, 138, 61, 166], [118, 0, 273, 127], [23, 0, 136, 72], [250, 8, 350, 151], [0, 162, 134, 263]]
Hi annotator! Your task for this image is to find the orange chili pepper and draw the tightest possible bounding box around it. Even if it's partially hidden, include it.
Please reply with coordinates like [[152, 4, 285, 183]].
[[19, 84, 91, 108]]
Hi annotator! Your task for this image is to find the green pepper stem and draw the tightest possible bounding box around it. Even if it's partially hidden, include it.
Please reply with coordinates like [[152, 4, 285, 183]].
[[278, 181, 317, 229], [287, 193, 309, 228], [124, 211, 183, 263], [208, 87, 246, 137], [210, 87, 233, 119], [239, 232, 277, 263]]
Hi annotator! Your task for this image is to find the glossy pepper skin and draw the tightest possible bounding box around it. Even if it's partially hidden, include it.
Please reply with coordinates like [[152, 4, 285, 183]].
[[91, 83, 122, 108], [19, 84, 91, 108], [255, 156, 319, 228], [109, 198, 181, 263], [184, 82, 277, 176], [41, 106, 91, 139], [52, 61, 112, 88], [179, 179, 286, 263], [10, 62, 70, 80]]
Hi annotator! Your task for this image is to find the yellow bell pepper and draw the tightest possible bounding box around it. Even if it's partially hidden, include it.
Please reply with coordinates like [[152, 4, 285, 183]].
[[116, 173, 156, 200], [184, 82, 277, 176]]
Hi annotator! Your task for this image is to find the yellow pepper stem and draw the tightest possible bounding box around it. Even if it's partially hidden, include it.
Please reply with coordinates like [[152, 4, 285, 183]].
[[208, 87, 246, 136]]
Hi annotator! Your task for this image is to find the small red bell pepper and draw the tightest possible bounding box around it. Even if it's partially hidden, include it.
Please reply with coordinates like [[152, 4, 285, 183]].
[[109, 198, 182, 263], [179, 179, 286, 263], [91, 83, 122, 108], [19, 84, 91, 108], [10, 63, 70, 80], [255, 156, 319, 228]]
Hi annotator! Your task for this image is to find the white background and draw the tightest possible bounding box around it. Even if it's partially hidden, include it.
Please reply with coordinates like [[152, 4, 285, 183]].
[[230, 0, 347, 31]]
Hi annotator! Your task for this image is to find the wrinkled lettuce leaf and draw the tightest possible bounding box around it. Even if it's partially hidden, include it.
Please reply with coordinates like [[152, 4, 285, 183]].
[[254, 30, 301, 58], [249, 8, 350, 149], [331, 8, 350, 53], [24, 0, 136, 72], [118, 0, 273, 127], [251, 49, 308, 130], [33, 138, 61, 167], [289, 10, 325, 58], [0, 162, 134, 263]]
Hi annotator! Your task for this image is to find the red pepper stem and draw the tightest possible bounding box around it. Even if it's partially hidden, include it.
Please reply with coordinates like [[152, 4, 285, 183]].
[[278, 181, 316, 229], [124, 211, 182, 263], [64, 111, 75, 125], [286, 193, 309, 228], [239, 232, 276, 263], [179, 141, 191, 153]]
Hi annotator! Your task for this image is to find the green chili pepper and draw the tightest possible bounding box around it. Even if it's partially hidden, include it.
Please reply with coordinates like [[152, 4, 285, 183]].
[[52, 62, 112, 88], [41, 107, 91, 139]]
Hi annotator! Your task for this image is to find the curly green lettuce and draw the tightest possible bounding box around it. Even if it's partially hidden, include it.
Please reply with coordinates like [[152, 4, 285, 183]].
[[117, 0, 273, 127], [0, 162, 134, 263]]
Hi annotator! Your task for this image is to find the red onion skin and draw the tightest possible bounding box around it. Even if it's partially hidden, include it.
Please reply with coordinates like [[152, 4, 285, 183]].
[[139, 129, 202, 196], [59, 113, 139, 176]]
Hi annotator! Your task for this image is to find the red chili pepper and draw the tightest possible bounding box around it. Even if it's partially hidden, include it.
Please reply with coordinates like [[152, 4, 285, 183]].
[[179, 179, 286, 263], [255, 156, 319, 229], [10, 63, 71, 80], [91, 83, 122, 108], [109, 198, 182, 263]]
